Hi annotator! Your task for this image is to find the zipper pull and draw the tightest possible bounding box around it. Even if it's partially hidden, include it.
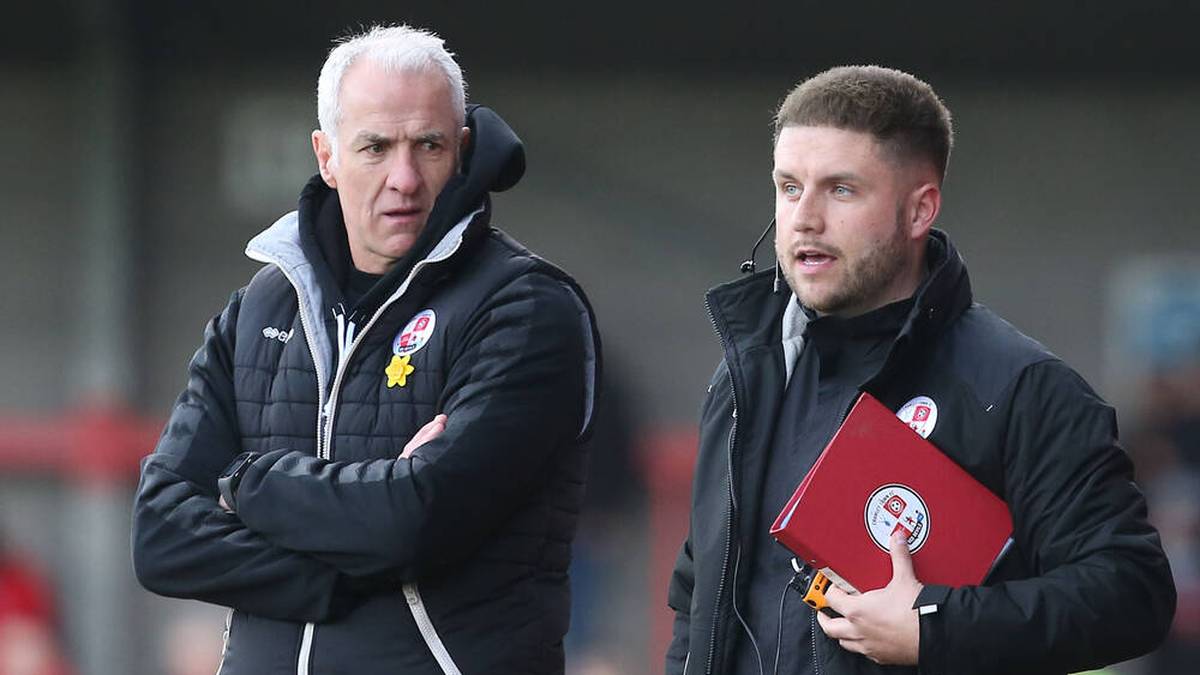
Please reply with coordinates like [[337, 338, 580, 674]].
[[332, 304, 358, 366], [333, 305, 347, 359], [345, 315, 357, 352]]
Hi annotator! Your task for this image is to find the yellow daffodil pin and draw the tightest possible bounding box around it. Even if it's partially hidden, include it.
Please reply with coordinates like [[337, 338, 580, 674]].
[[386, 354, 416, 388]]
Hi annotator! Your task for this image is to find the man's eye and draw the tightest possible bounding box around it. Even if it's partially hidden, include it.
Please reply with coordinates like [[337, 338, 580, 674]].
[[420, 140, 442, 151], [833, 185, 852, 197], [365, 143, 385, 154], [783, 184, 800, 197]]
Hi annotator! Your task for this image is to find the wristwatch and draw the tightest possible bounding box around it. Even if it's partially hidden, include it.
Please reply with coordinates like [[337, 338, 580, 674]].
[[217, 452, 259, 514]]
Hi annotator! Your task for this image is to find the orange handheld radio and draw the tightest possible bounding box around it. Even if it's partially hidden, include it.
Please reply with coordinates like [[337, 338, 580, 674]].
[[791, 559, 842, 618]]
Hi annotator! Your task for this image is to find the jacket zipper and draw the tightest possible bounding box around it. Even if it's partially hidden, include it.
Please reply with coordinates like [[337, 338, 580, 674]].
[[704, 297, 739, 675], [323, 305, 358, 456], [296, 623, 315, 675], [243, 254, 330, 675], [810, 610, 821, 675], [403, 583, 463, 674], [318, 231, 466, 455], [215, 608, 232, 675], [697, 284, 900, 675], [800, 394, 864, 675], [700, 296, 858, 675], [313, 230, 469, 674]]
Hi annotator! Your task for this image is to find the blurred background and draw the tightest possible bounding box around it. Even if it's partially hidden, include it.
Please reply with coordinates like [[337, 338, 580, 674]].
[[2, 1, 1200, 673]]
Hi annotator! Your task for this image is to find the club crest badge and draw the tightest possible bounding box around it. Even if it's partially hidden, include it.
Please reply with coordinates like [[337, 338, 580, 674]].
[[393, 309, 436, 357], [386, 310, 435, 389], [897, 395, 938, 439], [864, 484, 929, 553]]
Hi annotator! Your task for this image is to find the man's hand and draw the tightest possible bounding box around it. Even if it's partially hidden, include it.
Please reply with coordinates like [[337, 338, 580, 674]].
[[817, 530, 923, 665], [401, 414, 447, 458]]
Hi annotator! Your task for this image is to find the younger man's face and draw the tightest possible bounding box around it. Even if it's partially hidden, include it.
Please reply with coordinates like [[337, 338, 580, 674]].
[[772, 125, 932, 317]]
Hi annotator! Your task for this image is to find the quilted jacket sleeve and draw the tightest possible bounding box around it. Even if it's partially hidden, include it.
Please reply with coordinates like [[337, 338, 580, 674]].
[[131, 290, 355, 622], [915, 360, 1175, 674], [228, 269, 596, 579]]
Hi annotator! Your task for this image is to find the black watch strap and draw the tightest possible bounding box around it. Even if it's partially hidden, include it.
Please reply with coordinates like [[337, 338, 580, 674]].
[[217, 452, 258, 513]]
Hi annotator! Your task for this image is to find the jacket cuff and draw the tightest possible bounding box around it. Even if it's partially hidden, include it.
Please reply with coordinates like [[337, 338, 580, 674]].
[[915, 584, 952, 675], [914, 583, 951, 610]]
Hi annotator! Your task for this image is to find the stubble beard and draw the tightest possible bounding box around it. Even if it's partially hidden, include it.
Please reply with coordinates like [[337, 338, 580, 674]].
[[782, 210, 911, 317]]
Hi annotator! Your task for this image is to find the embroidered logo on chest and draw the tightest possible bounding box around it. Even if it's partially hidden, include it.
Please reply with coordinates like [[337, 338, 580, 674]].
[[897, 395, 938, 439], [261, 326, 292, 343]]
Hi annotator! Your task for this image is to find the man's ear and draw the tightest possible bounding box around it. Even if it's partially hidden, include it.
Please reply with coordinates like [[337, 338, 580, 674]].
[[459, 126, 471, 160], [312, 130, 337, 188], [906, 182, 941, 240]]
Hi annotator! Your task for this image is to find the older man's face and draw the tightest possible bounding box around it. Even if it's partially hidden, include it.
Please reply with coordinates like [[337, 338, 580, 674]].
[[313, 60, 468, 274]]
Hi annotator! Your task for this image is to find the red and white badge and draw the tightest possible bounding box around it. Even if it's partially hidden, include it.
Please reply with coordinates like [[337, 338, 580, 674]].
[[865, 484, 929, 553], [393, 309, 437, 357], [897, 395, 938, 439]]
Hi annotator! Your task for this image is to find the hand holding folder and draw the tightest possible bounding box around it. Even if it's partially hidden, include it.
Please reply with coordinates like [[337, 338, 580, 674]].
[[814, 528, 926, 666]]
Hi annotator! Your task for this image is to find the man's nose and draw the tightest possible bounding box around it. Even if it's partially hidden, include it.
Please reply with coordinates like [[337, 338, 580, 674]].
[[783, 192, 824, 234], [386, 152, 423, 194]]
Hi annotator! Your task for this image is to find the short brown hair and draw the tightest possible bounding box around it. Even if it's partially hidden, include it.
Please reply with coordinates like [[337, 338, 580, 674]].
[[774, 65, 954, 182]]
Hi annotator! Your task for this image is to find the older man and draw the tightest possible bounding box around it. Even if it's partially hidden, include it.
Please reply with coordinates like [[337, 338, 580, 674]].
[[666, 66, 1174, 675], [133, 25, 599, 675]]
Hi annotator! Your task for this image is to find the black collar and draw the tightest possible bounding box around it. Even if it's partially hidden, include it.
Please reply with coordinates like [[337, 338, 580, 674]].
[[802, 297, 916, 341], [706, 228, 973, 372]]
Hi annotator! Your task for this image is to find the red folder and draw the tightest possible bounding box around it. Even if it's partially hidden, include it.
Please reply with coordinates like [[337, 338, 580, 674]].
[[770, 393, 1012, 593]]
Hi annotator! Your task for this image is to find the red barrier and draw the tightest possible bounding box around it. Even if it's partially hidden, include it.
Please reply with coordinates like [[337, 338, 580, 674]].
[[0, 405, 161, 484], [639, 428, 698, 673], [3, 409, 697, 669]]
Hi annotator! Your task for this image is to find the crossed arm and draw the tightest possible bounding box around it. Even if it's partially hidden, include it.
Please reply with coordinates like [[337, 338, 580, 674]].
[[132, 293, 354, 623], [216, 415, 445, 513]]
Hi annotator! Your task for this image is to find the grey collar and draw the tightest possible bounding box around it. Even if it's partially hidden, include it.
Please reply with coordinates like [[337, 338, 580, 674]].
[[781, 294, 810, 386]]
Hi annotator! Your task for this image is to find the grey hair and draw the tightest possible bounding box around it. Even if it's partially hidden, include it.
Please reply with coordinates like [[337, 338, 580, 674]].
[[316, 24, 467, 154]]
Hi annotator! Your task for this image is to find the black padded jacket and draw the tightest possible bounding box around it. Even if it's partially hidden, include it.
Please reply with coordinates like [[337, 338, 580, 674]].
[[133, 106, 601, 675], [666, 230, 1174, 675]]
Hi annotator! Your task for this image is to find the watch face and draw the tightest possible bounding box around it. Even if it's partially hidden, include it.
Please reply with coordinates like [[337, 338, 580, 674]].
[[218, 452, 257, 512], [223, 453, 249, 478]]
